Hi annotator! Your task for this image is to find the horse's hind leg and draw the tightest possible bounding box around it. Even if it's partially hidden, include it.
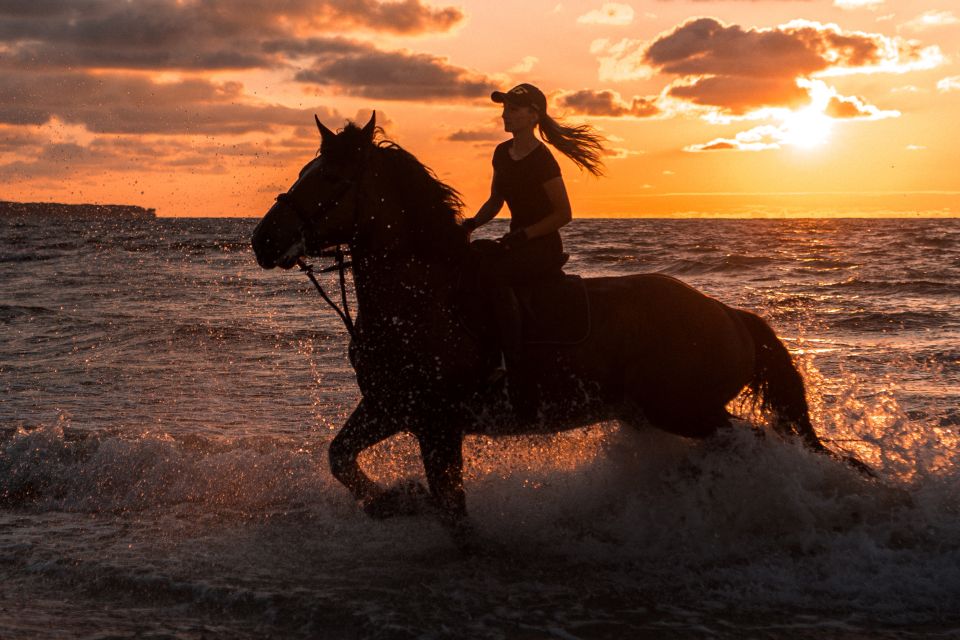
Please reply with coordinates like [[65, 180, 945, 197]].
[[329, 400, 402, 511]]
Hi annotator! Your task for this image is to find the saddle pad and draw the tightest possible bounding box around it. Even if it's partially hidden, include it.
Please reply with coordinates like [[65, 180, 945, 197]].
[[518, 275, 590, 345]]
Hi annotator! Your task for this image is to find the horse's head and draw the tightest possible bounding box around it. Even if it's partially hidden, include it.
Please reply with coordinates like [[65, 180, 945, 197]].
[[251, 113, 377, 269]]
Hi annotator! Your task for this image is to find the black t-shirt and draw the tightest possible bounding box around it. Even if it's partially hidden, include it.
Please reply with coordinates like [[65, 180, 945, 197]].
[[492, 141, 563, 250]]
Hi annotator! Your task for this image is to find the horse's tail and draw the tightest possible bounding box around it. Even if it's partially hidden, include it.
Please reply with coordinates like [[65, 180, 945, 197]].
[[737, 309, 825, 452]]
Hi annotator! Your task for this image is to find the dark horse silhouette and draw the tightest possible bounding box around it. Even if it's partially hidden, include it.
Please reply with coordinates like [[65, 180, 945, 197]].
[[251, 114, 868, 541]]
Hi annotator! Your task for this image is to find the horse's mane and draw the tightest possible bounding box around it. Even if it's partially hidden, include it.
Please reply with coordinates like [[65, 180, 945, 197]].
[[334, 123, 469, 262]]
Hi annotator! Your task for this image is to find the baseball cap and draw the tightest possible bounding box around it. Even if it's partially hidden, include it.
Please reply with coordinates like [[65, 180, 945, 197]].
[[491, 83, 547, 112]]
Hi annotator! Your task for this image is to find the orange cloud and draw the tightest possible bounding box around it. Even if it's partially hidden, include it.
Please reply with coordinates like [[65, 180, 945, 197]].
[[824, 94, 891, 119], [668, 77, 810, 114], [594, 17, 941, 117], [646, 18, 897, 113]]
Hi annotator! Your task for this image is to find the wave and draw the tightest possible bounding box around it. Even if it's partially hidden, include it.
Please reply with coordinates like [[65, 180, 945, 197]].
[[0, 424, 335, 513], [0, 254, 53, 264], [0, 419, 958, 629], [2, 397, 960, 634], [830, 310, 956, 331], [829, 278, 957, 297], [794, 257, 858, 272], [659, 255, 776, 276], [0, 303, 59, 322]]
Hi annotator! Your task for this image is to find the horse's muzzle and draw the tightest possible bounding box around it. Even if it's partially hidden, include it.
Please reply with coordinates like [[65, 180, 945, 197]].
[[251, 206, 305, 270]]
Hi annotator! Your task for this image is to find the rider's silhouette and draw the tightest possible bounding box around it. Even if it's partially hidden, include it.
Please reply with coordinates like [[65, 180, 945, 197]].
[[462, 83, 607, 412]]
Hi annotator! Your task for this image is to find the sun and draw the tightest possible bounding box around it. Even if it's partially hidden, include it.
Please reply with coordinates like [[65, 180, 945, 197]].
[[780, 107, 834, 149]]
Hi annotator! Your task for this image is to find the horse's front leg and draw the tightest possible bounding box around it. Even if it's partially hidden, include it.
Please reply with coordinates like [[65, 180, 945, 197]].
[[416, 427, 475, 546], [329, 400, 400, 510]]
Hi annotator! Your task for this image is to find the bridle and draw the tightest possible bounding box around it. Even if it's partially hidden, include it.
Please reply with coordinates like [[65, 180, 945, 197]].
[[272, 157, 367, 341]]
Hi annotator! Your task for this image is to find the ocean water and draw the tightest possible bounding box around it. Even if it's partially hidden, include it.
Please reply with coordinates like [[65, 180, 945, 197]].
[[1, 215, 958, 638]]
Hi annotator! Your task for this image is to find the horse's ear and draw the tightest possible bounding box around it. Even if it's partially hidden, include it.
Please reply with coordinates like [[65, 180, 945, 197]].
[[315, 114, 335, 145], [361, 111, 376, 141]]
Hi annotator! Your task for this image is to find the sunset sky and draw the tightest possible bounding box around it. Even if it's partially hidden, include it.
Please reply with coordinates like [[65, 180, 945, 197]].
[[1, 0, 958, 217]]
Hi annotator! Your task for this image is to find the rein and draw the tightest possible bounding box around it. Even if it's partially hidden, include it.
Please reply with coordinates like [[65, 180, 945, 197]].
[[297, 250, 356, 340], [274, 164, 364, 342]]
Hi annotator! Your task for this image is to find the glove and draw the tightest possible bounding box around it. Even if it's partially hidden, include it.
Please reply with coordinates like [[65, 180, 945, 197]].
[[499, 228, 528, 250], [462, 217, 480, 232]]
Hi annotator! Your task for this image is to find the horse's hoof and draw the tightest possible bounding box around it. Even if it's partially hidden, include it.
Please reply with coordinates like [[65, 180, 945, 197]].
[[362, 481, 429, 519]]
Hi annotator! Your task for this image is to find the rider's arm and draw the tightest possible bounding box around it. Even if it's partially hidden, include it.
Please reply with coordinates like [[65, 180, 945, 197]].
[[520, 176, 572, 239], [464, 174, 504, 230]]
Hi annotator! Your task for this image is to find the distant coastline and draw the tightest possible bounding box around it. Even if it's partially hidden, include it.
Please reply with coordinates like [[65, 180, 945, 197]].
[[0, 200, 156, 219]]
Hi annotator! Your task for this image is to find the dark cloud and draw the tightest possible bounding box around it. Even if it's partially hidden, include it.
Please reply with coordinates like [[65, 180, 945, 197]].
[[0, 0, 472, 192], [295, 49, 497, 100], [0, 70, 341, 134], [0, 126, 50, 151], [261, 37, 372, 58], [319, 0, 463, 33], [0, 125, 320, 181], [556, 89, 660, 117], [0, 0, 479, 155], [645, 19, 832, 77], [0, 0, 464, 71]]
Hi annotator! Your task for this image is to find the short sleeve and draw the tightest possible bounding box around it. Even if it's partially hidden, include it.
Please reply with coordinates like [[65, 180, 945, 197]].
[[537, 147, 561, 183], [492, 141, 509, 169]]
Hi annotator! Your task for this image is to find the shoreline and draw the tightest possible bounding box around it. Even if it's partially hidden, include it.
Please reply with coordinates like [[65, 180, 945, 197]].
[[0, 200, 156, 219]]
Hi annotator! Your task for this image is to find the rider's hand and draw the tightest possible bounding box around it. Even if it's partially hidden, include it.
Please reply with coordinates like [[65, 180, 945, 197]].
[[499, 229, 528, 250], [462, 217, 480, 233]]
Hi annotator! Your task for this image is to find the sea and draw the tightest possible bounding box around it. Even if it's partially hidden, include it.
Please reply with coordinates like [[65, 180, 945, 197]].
[[1, 215, 958, 639]]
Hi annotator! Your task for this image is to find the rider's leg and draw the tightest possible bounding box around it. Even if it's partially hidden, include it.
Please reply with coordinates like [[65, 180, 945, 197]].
[[475, 246, 558, 419]]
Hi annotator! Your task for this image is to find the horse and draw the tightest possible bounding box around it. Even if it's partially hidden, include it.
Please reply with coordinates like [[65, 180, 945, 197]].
[[251, 113, 869, 542]]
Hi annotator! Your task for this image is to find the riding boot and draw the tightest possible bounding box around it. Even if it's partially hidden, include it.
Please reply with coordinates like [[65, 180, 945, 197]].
[[490, 286, 537, 422]]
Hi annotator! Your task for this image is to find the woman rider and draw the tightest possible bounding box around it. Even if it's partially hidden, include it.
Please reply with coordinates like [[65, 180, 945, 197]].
[[461, 83, 605, 410]]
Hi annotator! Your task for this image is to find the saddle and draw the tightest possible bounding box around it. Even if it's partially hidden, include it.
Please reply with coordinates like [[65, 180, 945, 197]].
[[456, 271, 591, 347], [516, 275, 590, 345]]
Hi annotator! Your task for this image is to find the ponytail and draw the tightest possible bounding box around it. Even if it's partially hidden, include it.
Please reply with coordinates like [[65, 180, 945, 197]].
[[537, 113, 606, 177]]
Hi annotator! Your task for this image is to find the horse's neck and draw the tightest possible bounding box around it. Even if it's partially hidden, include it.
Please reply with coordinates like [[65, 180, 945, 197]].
[[347, 171, 467, 330], [351, 249, 459, 324]]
